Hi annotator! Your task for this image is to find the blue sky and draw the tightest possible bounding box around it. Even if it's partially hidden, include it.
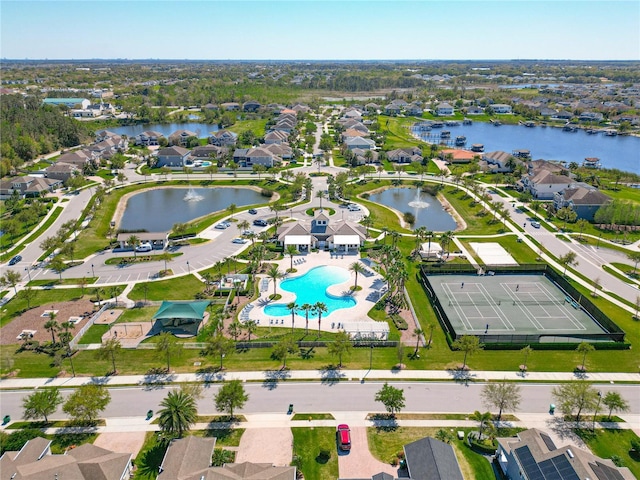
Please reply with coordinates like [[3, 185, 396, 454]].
[[1, 0, 639, 60]]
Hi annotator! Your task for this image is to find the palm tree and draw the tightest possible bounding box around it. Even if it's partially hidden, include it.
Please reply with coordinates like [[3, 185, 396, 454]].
[[440, 231, 453, 257], [285, 244, 299, 270], [313, 302, 328, 338], [412, 328, 424, 356], [266, 264, 283, 298], [158, 390, 197, 438], [243, 319, 258, 343], [127, 234, 140, 258], [316, 190, 325, 211], [301, 303, 313, 335], [44, 311, 59, 344], [227, 203, 237, 219], [237, 219, 250, 233], [349, 262, 365, 289], [287, 302, 298, 334], [414, 226, 428, 256], [471, 410, 493, 440]]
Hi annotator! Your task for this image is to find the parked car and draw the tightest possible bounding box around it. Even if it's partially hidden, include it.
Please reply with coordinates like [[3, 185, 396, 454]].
[[348, 204, 361, 211], [242, 229, 255, 236], [135, 242, 153, 252], [232, 238, 248, 244], [248, 209, 258, 215], [531, 221, 541, 228], [337, 424, 351, 451], [8, 255, 22, 266], [215, 222, 231, 229], [253, 219, 268, 227]]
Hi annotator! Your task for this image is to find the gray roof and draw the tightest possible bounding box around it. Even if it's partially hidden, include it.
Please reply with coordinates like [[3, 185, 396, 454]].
[[404, 437, 464, 480]]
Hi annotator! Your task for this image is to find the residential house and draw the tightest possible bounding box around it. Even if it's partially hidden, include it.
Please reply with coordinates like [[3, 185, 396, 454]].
[[95, 130, 119, 142], [491, 104, 513, 114], [290, 103, 311, 114], [551, 110, 573, 121], [135, 130, 164, 146], [351, 148, 379, 165], [155, 146, 190, 168], [384, 103, 402, 116], [406, 103, 424, 116], [208, 129, 238, 147], [168, 130, 198, 147], [220, 102, 240, 111], [435, 102, 454, 116], [387, 147, 423, 164], [340, 437, 463, 480], [482, 151, 519, 173], [277, 211, 367, 252], [553, 185, 612, 221], [522, 168, 573, 200], [341, 128, 370, 142], [344, 136, 376, 151], [465, 106, 484, 115], [157, 436, 295, 480], [88, 135, 127, 160], [365, 102, 381, 112], [343, 108, 363, 120], [0, 436, 132, 480], [243, 100, 261, 112], [264, 130, 289, 145], [579, 111, 604, 122], [189, 145, 227, 162], [539, 107, 557, 117], [56, 149, 98, 169], [497, 428, 634, 480], [263, 143, 292, 160], [234, 147, 279, 168], [44, 162, 80, 182], [0, 175, 62, 199], [440, 149, 476, 164]]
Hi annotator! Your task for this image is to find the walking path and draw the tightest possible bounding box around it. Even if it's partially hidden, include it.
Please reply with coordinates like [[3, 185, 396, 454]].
[[1, 368, 637, 390]]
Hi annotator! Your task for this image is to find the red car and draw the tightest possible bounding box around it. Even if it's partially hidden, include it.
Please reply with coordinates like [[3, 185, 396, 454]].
[[337, 424, 351, 451]]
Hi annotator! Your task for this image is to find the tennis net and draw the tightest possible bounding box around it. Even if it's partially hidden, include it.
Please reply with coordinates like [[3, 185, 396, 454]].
[[448, 299, 567, 307]]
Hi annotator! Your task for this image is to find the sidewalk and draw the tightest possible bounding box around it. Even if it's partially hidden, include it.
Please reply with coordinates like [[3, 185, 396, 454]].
[[1, 369, 638, 390]]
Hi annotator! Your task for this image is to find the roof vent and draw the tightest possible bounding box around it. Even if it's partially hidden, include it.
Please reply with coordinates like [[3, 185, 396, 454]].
[[567, 449, 574, 458]]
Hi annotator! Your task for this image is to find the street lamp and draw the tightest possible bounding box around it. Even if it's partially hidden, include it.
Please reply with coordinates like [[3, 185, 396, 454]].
[[592, 391, 602, 432], [91, 264, 95, 278], [24, 267, 31, 282]]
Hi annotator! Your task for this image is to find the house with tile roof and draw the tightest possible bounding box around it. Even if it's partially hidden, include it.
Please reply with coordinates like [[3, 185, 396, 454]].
[[155, 146, 191, 167], [553, 185, 612, 221], [345, 137, 376, 151], [169, 130, 198, 147], [135, 130, 165, 146], [482, 151, 520, 173], [0, 176, 62, 199], [0, 436, 132, 480], [436, 102, 454, 116], [387, 147, 422, 164], [209, 130, 238, 147], [522, 168, 573, 200], [157, 436, 295, 480]]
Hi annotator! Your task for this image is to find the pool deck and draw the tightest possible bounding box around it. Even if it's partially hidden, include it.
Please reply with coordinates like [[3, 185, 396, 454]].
[[243, 251, 387, 331]]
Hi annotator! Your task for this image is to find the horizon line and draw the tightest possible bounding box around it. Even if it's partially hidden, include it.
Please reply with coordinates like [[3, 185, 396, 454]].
[[2, 58, 639, 63]]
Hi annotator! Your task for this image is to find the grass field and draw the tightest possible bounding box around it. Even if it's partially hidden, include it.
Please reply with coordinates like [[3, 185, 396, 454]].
[[577, 429, 640, 478], [292, 427, 339, 480]]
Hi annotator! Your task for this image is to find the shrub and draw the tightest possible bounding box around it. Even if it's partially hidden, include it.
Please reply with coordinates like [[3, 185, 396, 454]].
[[261, 188, 273, 197], [1, 429, 42, 455], [390, 314, 408, 330]]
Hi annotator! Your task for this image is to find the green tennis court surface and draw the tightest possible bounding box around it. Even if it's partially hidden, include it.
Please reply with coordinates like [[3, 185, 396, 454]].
[[427, 274, 606, 340]]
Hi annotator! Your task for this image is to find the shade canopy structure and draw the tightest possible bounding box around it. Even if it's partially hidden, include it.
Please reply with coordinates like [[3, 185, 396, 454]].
[[152, 300, 210, 337]]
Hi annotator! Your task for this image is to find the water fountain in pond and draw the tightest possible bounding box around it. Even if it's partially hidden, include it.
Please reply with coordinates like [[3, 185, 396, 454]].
[[184, 187, 203, 202], [408, 188, 430, 209]]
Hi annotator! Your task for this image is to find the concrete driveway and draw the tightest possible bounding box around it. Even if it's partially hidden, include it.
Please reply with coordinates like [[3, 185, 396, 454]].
[[236, 428, 292, 466], [337, 427, 398, 478]]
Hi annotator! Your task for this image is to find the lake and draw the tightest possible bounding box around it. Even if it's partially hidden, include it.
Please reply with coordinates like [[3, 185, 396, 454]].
[[119, 187, 264, 232], [368, 187, 458, 231], [105, 122, 219, 139], [411, 122, 640, 174]]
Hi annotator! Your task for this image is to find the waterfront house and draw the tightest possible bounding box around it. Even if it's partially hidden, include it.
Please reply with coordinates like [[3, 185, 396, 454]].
[[497, 429, 634, 480], [220, 102, 240, 111], [482, 151, 519, 173], [208, 129, 238, 146], [384, 103, 402, 116], [491, 104, 512, 114], [436, 102, 454, 116], [387, 147, 423, 164], [464, 106, 484, 115], [168, 130, 198, 147], [553, 185, 612, 221], [135, 130, 164, 146], [579, 111, 604, 122], [440, 149, 476, 164], [523, 169, 573, 200]]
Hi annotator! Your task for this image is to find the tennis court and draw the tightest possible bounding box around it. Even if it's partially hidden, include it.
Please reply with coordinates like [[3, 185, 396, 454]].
[[427, 274, 606, 340]]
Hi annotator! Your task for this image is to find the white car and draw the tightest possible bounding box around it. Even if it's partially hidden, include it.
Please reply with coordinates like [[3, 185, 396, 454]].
[[135, 242, 152, 252], [348, 204, 361, 211], [215, 222, 231, 229], [232, 238, 248, 244], [530, 221, 541, 228]]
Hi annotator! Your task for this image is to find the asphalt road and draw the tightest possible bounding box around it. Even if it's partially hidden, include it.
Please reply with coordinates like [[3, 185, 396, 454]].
[[2, 382, 638, 421]]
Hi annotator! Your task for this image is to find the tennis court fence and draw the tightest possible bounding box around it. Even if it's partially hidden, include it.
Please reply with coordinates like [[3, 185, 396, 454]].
[[448, 299, 567, 307]]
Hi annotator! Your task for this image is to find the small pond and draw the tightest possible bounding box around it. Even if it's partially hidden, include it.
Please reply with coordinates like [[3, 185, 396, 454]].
[[119, 187, 264, 232], [368, 187, 458, 231]]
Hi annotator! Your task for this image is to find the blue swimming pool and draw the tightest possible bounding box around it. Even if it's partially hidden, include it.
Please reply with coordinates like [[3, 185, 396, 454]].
[[263, 265, 356, 318]]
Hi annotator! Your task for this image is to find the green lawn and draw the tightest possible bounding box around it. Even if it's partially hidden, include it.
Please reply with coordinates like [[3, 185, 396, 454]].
[[128, 275, 205, 301], [366, 426, 494, 479], [576, 429, 640, 478], [78, 324, 109, 344], [292, 427, 339, 480], [133, 433, 167, 480]]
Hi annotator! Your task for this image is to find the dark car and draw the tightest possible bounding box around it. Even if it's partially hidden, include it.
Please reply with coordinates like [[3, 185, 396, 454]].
[[8, 255, 22, 266], [253, 219, 268, 227], [248, 209, 258, 215]]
